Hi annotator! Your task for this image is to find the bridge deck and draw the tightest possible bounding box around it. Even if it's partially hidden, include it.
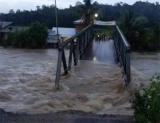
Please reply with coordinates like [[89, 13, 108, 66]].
[[82, 39, 115, 64], [57, 39, 133, 115], [60, 60, 133, 115]]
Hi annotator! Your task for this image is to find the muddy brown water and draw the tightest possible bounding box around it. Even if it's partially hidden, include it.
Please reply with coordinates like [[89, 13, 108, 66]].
[[0, 41, 159, 115]]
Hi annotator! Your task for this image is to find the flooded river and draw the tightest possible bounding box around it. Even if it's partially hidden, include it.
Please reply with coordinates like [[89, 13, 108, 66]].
[[0, 48, 59, 113], [131, 52, 160, 87], [0, 46, 131, 115], [0, 45, 159, 115]]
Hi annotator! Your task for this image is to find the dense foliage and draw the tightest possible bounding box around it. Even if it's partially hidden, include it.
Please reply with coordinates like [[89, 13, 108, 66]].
[[2, 22, 48, 48], [0, 1, 159, 28], [82, 0, 97, 24], [120, 11, 160, 51], [0, 1, 159, 51], [133, 74, 160, 123]]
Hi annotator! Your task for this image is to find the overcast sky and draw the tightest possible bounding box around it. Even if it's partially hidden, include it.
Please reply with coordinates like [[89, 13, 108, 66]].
[[0, 0, 158, 13]]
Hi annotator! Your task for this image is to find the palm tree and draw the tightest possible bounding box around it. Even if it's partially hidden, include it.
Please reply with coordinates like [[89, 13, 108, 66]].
[[82, 0, 95, 25]]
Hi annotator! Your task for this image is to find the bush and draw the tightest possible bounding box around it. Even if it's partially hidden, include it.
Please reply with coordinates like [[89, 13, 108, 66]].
[[26, 22, 48, 48], [120, 11, 160, 51], [1, 32, 17, 47], [133, 74, 160, 123], [4, 22, 48, 48]]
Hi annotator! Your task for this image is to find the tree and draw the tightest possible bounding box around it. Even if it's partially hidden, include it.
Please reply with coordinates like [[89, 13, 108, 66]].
[[36, 6, 41, 10], [120, 10, 160, 51], [27, 22, 48, 48], [120, 11, 148, 50], [4, 22, 48, 48], [0, 1, 159, 27], [9, 9, 15, 14], [76, 1, 83, 6], [82, 0, 95, 24]]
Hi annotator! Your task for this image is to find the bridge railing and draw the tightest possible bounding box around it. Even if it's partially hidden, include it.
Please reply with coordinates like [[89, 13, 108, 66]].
[[55, 25, 93, 89], [114, 25, 131, 85]]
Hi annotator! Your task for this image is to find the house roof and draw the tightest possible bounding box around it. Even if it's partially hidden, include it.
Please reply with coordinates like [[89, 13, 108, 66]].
[[74, 19, 84, 24], [94, 20, 116, 26], [52, 27, 76, 37], [0, 21, 13, 29]]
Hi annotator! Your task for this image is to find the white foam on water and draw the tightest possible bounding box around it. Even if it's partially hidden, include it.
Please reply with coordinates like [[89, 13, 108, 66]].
[[0, 49, 159, 115]]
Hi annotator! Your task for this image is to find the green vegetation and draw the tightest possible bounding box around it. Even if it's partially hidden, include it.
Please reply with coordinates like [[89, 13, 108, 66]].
[[2, 22, 48, 48], [0, 1, 159, 51], [120, 11, 160, 51], [0, 1, 159, 28], [133, 74, 160, 123], [82, 0, 96, 24]]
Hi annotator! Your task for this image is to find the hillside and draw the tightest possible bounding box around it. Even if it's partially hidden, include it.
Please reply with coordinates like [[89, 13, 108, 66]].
[[0, 1, 159, 28]]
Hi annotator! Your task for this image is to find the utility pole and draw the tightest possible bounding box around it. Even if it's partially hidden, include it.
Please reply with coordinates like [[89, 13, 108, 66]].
[[55, 0, 59, 40], [55, 0, 60, 90]]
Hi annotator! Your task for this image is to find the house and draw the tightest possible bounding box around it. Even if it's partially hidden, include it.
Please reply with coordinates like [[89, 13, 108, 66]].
[[0, 21, 13, 40], [47, 27, 76, 48], [47, 29, 59, 48], [52, 27, 76, 38]]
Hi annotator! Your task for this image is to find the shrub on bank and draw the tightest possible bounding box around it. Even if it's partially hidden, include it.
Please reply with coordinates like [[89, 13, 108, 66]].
[[3, 22, 48, 48], [133, 74, 160, 123]]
